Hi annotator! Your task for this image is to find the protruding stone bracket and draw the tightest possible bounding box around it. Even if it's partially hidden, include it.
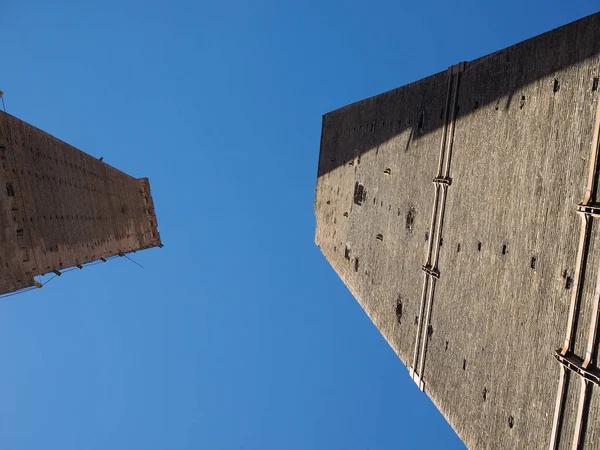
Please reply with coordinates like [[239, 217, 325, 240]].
[[554, 350, 600, 386], [421, 264, 440, 279], [576, 203, 600, 217], [432, 176, 452, 186]]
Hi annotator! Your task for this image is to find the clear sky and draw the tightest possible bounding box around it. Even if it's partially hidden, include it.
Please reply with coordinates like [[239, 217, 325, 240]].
[[0, 1, 598, 449]]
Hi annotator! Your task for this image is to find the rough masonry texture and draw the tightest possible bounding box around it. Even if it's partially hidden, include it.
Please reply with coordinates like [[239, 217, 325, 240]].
[[0, 110, 161, 295], [315, 12, 600, 450]]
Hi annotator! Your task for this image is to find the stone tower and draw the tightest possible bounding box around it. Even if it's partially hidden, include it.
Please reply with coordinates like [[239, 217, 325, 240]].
[[0, 110, 161, 296], [314, 12, 600, 450]]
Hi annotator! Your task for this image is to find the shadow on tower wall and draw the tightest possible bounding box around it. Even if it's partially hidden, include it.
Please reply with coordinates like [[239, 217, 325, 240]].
[[317, 11, 600, 179]]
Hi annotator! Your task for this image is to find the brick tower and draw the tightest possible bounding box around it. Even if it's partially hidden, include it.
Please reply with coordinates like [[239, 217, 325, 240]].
[[0, 109, 161, 296], [315, 12, 600, 450]]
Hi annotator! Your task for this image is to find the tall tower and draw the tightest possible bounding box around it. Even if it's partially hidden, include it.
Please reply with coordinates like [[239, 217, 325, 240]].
[[0, 109, 161, 296], [315, 12, 600, 450]]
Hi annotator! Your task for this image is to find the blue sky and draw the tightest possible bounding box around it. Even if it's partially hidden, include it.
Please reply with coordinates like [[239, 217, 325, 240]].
[[0, 1, 598, 449]]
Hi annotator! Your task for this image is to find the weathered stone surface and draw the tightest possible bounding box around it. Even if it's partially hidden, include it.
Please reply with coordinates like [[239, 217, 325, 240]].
[[0, 111, 161, 295], [315, 12, 600, 450]]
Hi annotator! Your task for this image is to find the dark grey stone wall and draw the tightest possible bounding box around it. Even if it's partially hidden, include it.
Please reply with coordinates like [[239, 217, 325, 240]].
[[315, 12, 600, 450], [0, 111, 161, 295]]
